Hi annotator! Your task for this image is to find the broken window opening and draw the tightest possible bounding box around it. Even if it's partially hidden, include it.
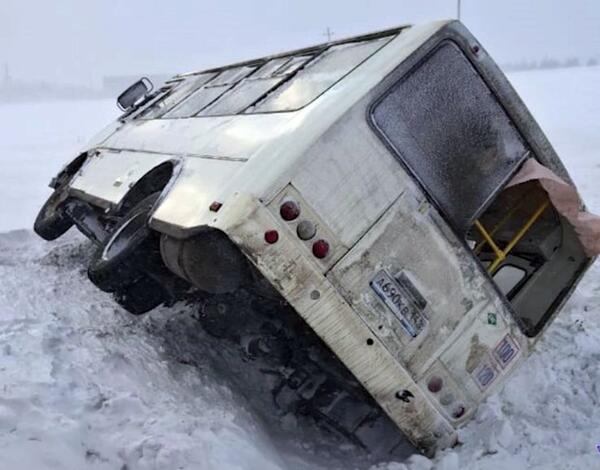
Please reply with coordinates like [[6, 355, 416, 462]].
[[466, 181, 574, 335], [472, 187, 551, 276]]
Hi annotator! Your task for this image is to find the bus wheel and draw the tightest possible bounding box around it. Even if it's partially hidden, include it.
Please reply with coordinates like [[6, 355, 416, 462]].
[[88, 192, 167, 314], [34, 187, 74, 241]]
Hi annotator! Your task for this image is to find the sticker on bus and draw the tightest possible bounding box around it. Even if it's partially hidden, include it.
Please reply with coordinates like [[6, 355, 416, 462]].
[[472, 357, 498, 391], [493, 334, 519, 369]]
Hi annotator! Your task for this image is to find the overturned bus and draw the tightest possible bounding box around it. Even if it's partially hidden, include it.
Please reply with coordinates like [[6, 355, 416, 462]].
[[34, 20, 598, 455]]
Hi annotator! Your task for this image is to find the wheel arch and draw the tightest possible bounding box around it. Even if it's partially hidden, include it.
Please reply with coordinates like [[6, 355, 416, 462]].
[[50, 151, 90, 189], [116, 160, 180, 216]]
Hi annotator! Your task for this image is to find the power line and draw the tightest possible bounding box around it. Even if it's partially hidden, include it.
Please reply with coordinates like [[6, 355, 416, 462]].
[[323, 27, 334, 42]]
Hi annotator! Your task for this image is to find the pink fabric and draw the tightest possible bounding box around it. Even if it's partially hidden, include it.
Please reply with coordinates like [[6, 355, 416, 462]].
[[507, 158, 600, 257]]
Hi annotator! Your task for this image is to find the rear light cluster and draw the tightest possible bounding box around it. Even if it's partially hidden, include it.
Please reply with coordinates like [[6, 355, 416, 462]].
[[296, 220, 316, 241], [426, 374, 466, 420], [279, 201, 300, 221], [265, 199, 330, 260], [427, 376, 443, 393], [264, 230, 279, 244]]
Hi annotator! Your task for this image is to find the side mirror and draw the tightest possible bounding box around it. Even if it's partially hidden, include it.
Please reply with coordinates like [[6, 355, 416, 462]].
[[117, 77, 153, 111]]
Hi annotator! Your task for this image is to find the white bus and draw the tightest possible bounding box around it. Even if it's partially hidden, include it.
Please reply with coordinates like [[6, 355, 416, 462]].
[[34, 20, 596, 455]]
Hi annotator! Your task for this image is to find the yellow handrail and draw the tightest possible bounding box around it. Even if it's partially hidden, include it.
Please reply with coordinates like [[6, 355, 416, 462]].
[[474, 197, 550, 275], [474, 220, 504, 261], [474, 193, 530, 255]]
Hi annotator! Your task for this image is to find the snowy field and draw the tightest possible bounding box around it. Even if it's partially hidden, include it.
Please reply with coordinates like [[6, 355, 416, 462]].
[[0, 99, 117, 232], [1, 65, 600, 470]]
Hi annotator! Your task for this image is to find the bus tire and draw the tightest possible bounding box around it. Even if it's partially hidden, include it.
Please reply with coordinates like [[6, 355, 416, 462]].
[[33, 188, 74, 241], [87, 192, 163, 293]]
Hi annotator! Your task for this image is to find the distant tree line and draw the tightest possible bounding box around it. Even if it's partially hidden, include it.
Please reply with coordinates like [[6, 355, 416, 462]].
[[502, 56, 599, 72], [0, 78, 105, 103], [0, 71, 171, 104]]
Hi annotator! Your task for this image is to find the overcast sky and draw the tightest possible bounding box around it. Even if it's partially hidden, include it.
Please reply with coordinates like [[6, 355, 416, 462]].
[[1, 0, 599, 87]]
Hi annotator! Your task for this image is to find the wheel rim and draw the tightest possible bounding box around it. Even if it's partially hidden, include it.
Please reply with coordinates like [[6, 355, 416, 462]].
[[102, 211, 148, 261]]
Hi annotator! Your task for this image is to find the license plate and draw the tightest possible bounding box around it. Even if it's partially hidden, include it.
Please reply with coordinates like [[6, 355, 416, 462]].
[[370, 270, 427, 338]]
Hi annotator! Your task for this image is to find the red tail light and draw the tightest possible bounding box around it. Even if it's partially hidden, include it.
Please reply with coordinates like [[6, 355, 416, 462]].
[[427, 376, 443, 393], [312, 239, 330, 259], [264, 230, 279, 244], [280, 201, 300, 221]]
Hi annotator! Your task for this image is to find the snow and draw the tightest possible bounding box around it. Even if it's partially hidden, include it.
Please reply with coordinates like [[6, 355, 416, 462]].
[[0, 99, 116, 232], [0, 234, 302, 470], [1, 66, 600, 469]]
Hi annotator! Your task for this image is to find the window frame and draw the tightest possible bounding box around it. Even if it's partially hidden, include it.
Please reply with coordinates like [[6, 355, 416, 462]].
[[136, 32, 397, 120], [247, 36, 394, 114], [137, 73, 220, 120]]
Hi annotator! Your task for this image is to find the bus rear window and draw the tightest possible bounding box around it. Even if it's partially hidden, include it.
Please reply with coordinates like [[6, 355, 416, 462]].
[[370, 41, 529, 235]]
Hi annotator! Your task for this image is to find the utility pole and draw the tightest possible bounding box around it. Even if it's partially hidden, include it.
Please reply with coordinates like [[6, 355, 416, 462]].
[[323, 27, 334, 42], [2, 63, 10, 87], [457, 0, 462, 21]]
